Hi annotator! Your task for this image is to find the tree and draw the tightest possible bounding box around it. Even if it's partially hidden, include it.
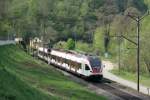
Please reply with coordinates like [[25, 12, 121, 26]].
[[0, 0, 12, 37], [67, 38, 75, 50], [104, 24, 110, 55]]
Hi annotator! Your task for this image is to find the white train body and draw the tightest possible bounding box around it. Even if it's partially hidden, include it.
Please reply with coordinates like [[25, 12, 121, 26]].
[[37, 47, 103, 79]]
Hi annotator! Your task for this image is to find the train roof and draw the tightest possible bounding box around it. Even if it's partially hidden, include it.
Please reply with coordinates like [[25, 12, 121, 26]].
[[51, 49, 99, 64], [38, 47, 100, 64], [38, 47, 50, 53]]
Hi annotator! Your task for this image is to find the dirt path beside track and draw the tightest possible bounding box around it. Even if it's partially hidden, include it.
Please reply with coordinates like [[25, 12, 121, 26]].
[[102, 60, 150, 96]]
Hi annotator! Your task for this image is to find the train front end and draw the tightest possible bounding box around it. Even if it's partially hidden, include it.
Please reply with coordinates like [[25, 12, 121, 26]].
[[86, 56, 103, 80]]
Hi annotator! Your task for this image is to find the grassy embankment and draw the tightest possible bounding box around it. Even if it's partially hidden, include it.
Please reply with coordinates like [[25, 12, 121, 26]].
[[0, 45, 106, 100]]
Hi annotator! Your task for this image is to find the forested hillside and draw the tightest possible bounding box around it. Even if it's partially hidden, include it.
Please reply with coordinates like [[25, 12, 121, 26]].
[[0, 0, 147, 41], [0, 0, 150, 75]]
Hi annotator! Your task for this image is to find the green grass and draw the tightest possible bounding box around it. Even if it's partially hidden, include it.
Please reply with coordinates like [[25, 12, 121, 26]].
[[111, 69, 150, 87], [0, 45, 106, 100], [144, 0, 150, 6]]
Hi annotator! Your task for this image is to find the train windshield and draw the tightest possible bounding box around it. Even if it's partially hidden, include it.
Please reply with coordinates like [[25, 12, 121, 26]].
[[89, 57, 101, 68]]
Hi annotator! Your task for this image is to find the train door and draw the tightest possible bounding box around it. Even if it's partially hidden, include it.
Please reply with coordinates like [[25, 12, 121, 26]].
[[81, 63, 90, 76], [84, 64, 90, 76], [81, 63, 85, 75]]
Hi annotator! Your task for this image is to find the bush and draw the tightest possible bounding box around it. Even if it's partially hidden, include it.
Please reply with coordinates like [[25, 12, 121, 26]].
[[76, 41, 94, 53], [67, 38, 75, 50], [53, 41, 67, 49]]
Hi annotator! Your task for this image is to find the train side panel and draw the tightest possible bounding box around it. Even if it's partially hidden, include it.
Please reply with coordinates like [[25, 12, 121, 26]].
[[37, 47, 103, 80]]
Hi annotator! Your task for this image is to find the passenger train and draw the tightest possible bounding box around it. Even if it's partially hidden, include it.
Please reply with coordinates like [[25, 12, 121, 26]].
[[37, 47, 103, 80]]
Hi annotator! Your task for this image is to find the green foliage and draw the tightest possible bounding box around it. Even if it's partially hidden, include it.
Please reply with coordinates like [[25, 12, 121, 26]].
[[1, 0, 147, 43], [53, 41, 67, 49], [67, 38, 75, 50], [1, 0, 150, 75], [76, 41, 94, 53], [140, 1, 150, 75], [94, 27, 105, 54]]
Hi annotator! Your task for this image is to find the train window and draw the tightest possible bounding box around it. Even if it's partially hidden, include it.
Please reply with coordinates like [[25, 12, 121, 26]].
[[89, 57, 101, 68], [85, 64, 90, 70], [79, 63, 81, 69]]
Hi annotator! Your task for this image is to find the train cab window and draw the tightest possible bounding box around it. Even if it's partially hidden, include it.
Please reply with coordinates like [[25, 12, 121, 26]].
[[89, 57, 101, 68], [85, 64, 90, 70]]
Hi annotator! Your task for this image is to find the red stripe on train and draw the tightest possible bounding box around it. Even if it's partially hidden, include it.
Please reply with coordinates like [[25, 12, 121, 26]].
[[92, 68, 100, 73]]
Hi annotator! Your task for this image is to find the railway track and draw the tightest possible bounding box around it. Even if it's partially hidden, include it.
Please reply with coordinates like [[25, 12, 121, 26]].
[[56, 67, 150, 100], [91, 80, 143, 100]]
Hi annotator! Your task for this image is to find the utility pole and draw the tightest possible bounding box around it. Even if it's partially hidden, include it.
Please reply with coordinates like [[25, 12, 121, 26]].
[[43, 20, 46, 58], [91, 32, 94, 47], [73, 32, 77, 49], [104, 24, 110, 58], [137, 16, 140, 92], [110, 34, 122, 73], [126, 11, 149, 92], [117, 33, 121, 74]]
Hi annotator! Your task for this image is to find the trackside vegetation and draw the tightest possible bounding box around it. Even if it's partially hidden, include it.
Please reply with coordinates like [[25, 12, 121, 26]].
[[0, 0, 150, 76], [0, 45, 106, 100], [111, 69, 150, 87]]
